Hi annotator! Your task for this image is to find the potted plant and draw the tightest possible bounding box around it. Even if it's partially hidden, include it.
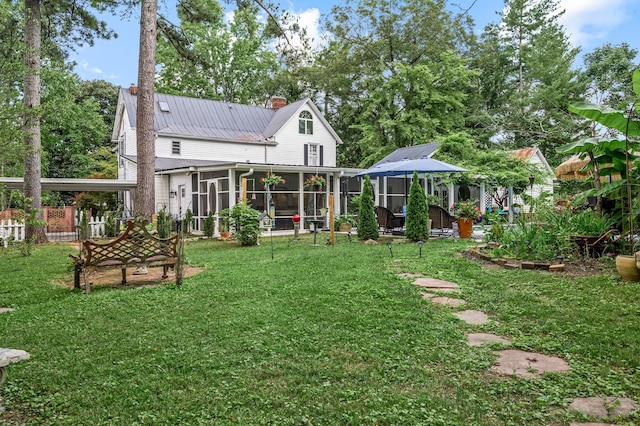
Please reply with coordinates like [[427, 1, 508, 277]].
[[304, 175, 326, 190], [260, 172, 285, 190], [218, 208, 231, 239], [334, 214, 357, 231], [452, 199, 481, 239]]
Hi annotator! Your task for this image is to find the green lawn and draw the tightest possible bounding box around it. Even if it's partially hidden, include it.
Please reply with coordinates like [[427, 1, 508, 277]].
[[0, 235, 638, 425]]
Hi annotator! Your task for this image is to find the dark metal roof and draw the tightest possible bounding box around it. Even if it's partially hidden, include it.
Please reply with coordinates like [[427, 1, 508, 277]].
[[373, 143, 439, 166], [121, 89, 314, 143], [123, 155, 233, 172]]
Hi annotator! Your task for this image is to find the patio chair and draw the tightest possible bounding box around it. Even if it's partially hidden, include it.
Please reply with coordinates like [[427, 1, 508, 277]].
[[429, 205, 455, 237], [375, 206, 405, 234]]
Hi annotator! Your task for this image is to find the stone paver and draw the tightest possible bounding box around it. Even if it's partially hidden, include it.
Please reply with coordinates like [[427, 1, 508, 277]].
[[397, 273, 424, 279], [413, 277, 460, 289], [491, 349, 569, 378], [431, 297, 467, 307], [420, 292, 436, 300], [569, 423, 614, 426], [453, 310, 490, 325], [0, 348, 30, 367], [568, 397, 637, 419], [467, 333, 511, 347], [0, 308, 15, 314]]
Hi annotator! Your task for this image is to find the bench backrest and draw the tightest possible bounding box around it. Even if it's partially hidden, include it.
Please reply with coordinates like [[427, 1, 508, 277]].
[[82, 220, 179, 266]]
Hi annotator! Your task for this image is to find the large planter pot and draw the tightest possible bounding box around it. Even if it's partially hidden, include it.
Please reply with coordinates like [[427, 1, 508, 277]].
[[457, 217, 473, 239], [616, 254, 640, 282], [338, 223, 352, 232]]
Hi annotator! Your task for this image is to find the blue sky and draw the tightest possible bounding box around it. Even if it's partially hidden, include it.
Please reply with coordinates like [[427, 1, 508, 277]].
[[70, 0, 640, 88]]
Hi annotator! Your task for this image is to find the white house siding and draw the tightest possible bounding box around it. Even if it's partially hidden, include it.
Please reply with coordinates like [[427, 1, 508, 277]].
[[271, 108, 337, 167], [154, 136, 266, 163], [121, 113, 136, 156], [156, 175, 169, 211]]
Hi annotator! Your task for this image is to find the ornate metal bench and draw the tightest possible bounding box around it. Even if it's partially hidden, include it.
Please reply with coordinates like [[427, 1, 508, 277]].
[[70, 219, 182, 293]]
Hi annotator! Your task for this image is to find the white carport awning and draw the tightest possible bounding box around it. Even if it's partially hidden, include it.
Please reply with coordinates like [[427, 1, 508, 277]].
[[0, 177, 137, 192]]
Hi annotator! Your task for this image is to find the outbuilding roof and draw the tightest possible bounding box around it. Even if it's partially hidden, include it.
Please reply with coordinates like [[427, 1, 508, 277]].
[[373, 143, 439, 166]]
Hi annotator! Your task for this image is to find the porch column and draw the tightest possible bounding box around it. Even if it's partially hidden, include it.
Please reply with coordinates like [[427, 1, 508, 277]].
[[479, 181, 486, 213], [508, 186, 514, 223], [448, 182, 455, 211], [333, 173, 341, 217]]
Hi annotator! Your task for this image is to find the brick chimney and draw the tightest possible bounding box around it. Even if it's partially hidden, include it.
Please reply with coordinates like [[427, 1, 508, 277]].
[[129, 84, 138, 95], [270, 96, 287, 109]]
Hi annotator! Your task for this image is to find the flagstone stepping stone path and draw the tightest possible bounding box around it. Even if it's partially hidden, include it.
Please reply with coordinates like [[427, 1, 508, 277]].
[[412, 277, 461, 293], [568, 397, 638, 420], [396, 273, 424, 279], [0, 308, 15, 314], [430, 296, 467, 307], [467, 333, 511, 347], [491, 349, 570, 378], [453, 309, 490, 325], [406, 274, 637, 422], [0, 348, 30, 387]]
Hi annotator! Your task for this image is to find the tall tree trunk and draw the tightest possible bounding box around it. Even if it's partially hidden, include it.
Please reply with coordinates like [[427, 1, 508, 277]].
[[135, 0, 158, 220], [23, 0, 47, 243]]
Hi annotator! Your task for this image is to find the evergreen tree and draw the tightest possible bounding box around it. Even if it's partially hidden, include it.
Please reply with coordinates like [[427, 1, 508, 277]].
[[468, 0, 585, 165], [405, 171, 429, 242], [357, 175, 379, 240]]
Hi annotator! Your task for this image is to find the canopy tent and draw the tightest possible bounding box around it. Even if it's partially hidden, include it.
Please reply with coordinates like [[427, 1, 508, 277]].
[[354, 157, 466, 177]]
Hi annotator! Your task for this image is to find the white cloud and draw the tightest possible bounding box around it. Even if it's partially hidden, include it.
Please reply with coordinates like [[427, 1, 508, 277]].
[[295, 8, 323, 49], [78, 60, 104, 76], [558, 0, 632, 47]]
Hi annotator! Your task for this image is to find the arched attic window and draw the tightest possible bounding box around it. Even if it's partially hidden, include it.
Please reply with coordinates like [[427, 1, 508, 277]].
[[298, 111, 313, 135]]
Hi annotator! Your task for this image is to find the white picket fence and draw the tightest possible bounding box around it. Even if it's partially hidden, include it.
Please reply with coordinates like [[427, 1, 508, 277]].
[[0, 216, 108, 245], [86, 216, 106, 238], [0, 219, 25, 246]]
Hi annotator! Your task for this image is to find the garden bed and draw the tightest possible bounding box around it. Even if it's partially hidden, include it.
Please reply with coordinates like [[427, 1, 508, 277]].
[[464, 245, 616, 279]]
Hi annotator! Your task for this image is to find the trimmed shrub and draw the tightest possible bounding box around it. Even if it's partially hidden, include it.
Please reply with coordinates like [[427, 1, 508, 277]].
[[357, 175, 379, 240], [203, 210, 215, 238], [405, 171, 430, 242], [157, 207, 172, 239]]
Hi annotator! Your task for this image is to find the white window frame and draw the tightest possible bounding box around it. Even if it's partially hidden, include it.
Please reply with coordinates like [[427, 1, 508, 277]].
[[299, 111, 313, 135], [308, 143, 319, 166], [172, 141, 181, 156]]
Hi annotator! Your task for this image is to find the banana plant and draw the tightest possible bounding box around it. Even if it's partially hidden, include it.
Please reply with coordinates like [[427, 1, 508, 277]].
[[565, 69, 640, 251]]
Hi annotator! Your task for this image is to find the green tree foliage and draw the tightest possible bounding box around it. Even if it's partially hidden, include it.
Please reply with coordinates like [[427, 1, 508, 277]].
[[468, 0, 585, 165], [405, 171, 429, 242], [19, 0, 119, 241], [357, 175, 379, 240], [156, 0, 307, 104], [319, 0, 474, 167], [40, 67, 110, 179], [582, 43, 638, 127], [435, 132, 543, 206]]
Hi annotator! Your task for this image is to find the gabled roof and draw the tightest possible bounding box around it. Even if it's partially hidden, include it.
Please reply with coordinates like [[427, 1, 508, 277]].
[[373, 143, 439, 166], [116, 88, 341, 144], [510, 146, 553, 173]]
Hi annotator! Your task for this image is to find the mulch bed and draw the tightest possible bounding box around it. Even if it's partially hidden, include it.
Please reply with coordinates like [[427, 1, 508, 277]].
[[59, 265, 204, 290], [462, 250, 617, 279]]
